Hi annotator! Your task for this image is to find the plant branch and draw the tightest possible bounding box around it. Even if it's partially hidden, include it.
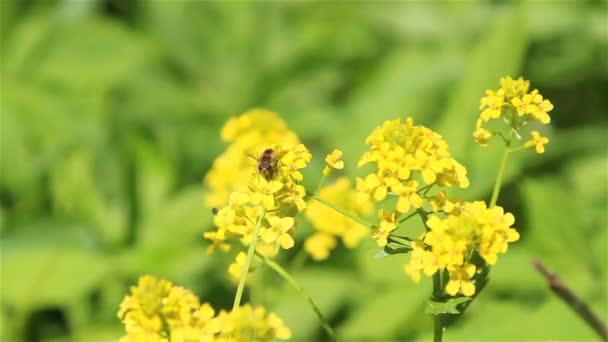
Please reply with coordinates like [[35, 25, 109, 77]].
[[258, 254, 336, 339], [533, 259, 608, 341], [489, 129, 513, 207], [311, 195, 374, 229], [232, 210, 265, 311]]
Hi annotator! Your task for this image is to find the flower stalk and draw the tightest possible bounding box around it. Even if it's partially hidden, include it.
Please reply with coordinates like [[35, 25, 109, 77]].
[[489, 129, 513, 207], [232, 210, 265, 311], [258, 254, 336, 339]]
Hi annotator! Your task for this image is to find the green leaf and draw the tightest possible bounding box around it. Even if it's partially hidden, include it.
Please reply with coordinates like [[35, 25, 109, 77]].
[[137, 186, 210, 248], [425, 297, 472, 315], [339, 286, 426, 340], [436, 8, 527, 161], [375, 244, 413, 259], [1, 246, 110, 309]]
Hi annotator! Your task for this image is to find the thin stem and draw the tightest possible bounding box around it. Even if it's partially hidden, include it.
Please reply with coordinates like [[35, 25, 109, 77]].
[[232, 210, 265, 311], [316, 174, 327, 195], [258, 254, 336, 339], [533, 259, 608, 341], [311, 195, 374, 229], [398, 211, 419, 225], [433, 272, 444, 342], [489, 130, 513, 207]]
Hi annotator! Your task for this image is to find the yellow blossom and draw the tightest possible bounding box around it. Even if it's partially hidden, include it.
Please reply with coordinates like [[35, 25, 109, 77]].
[[323, 149, 344, 176], [524, 131, 549, 154], [473, 119, 493, 146], [404, 241, 439, 283], [357, 117, 469, 216], [445, 263, 477, 296], [205, 142, 311, 259], [371, 209, 398, 246], [474, 77, 553, 149], [204, 109, 299, 208], [479, 89, 505, 121], [403, 201, 519, 296], [261, 216, 295, 249], [228, 252, 248, 283], [304, 232, 337, 261], [118, 275, 291, 341]]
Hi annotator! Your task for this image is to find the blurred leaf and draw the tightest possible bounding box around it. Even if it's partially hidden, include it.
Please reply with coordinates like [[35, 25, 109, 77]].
[[436, 8, 527, 160], [339, 286, 426, 340], [50, 150, 127, 246], [273, 268, 353, 340], [128, 135, 174, 219], [425, 297, 472, 315], [444, 296, 598, 341], [137, 186, 210, 248], [1, 247, 109, 309], [37, 18, 151, 92]]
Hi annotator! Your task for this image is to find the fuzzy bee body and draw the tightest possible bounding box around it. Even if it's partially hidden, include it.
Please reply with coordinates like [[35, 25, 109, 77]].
[[257, 148, 278, 180]]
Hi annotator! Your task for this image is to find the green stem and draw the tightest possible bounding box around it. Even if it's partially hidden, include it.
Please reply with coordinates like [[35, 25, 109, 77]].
[[489, 130, 513, 207], [433, 272, 444, 342], [232, 210, 265, 311], [312, 195, 374, 228], [316, 174, 327, 195], [258, 254, 336, 339]]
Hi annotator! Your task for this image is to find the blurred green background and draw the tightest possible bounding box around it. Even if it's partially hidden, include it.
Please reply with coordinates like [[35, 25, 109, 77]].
[[1, 1, 607, 341]]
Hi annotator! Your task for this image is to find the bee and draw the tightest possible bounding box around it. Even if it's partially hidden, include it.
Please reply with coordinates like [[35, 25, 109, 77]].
[[256, 148, 278, 180]]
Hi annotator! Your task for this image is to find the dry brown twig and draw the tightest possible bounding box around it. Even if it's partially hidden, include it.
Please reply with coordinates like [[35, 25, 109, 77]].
[[533, 259, 608, 342]]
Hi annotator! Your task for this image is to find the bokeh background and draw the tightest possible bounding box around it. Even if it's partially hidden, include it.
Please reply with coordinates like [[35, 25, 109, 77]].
[[1, 1, 607, 341]]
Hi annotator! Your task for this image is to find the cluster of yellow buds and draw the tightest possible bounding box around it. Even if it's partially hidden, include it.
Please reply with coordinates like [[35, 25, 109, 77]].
[[356, 117, 469, 246], [204, 109, 300, 208], [304, 177, 373, 260], [474, 76, 553, 153], [118, 275, 291, 341], [205, 143, 311, 259], [404, 201, 520, 296]]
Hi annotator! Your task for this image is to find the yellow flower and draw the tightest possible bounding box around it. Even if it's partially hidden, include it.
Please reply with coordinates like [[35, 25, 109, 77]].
[[371, 209, 398, 246], [358, 117, 469, 216], [323, 149, 344, 176], [445, 263, 476, 296], [118, 275, 291, 341], [473, 119, 493, 146], [204, 108, 299, 208], [212, 305, 292, 341], [356, 173, 388, 202], [249, 175, 284, 209], [304, 232, 337, 261], [404, 241, 439, 283], [393, 180, 423, 214], [403, 201, 519, 296], [479, 89, 505, 121], [206, 142, 311, 258], [524, 131, 549, 154], [261, 216, 295, 249], [499, 76, 529, 98], [474, 77, 553, 149], [228, 252, 248, 283]]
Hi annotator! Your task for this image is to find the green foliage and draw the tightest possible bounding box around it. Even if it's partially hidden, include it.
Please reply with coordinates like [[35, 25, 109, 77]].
[[1, 1, 606, 341]]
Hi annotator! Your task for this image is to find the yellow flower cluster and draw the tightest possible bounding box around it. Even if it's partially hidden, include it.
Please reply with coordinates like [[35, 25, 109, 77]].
[[474, 76, 553, 153], [304, 177, 373, 260], [204, 109, 299, 208], [205, 144, 311, 259], [404, 201, 520, 296], [118, 275, 291, 341], [356, 117, 469, 246]]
